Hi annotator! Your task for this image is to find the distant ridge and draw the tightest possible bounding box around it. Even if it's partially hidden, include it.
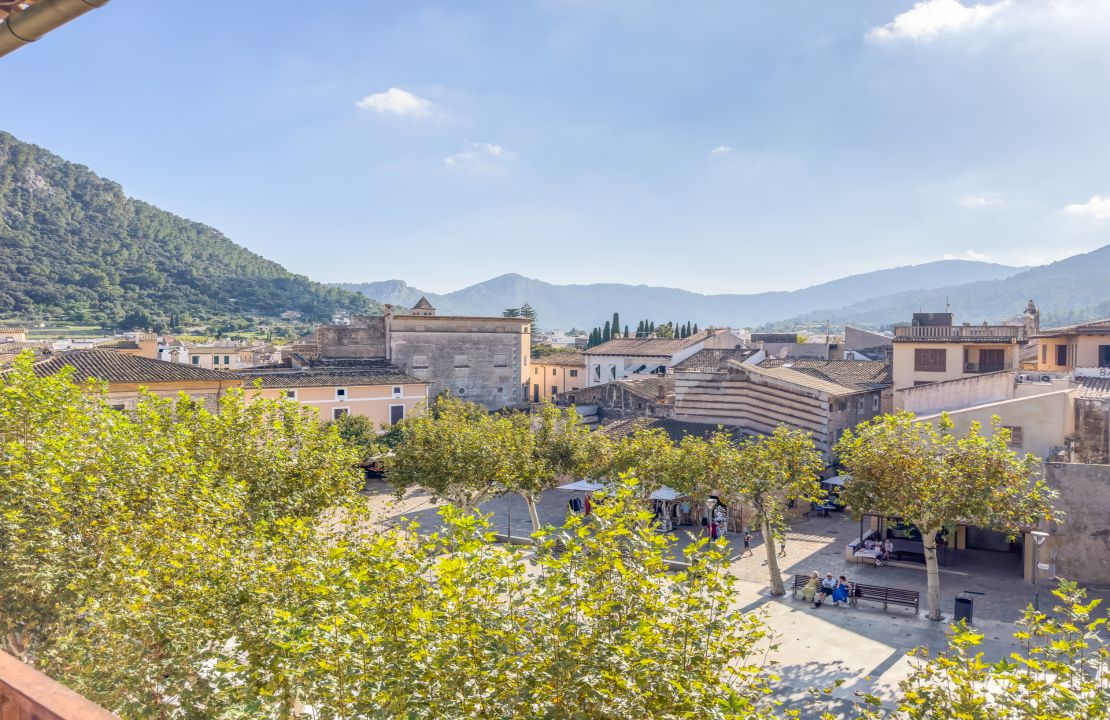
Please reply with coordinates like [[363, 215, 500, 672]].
[[337, 259, 1024, 329]]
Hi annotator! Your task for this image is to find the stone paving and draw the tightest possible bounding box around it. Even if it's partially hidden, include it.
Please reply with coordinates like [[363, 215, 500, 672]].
[[363, 482, 1106, 717]]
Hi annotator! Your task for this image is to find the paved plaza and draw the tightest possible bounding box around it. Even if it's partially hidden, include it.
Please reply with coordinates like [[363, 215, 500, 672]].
[[363, 481, 1106, 717]]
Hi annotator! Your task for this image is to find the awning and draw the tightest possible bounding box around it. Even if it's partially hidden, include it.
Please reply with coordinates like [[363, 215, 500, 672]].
[[823, 475, 849, 487], [557, 479, 686, 502]]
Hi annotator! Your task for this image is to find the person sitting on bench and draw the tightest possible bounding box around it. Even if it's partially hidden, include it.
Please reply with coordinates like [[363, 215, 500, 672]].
[[802, 571, 820, 603], [815, 572, 837, 607], [832, 575, 850, 606]]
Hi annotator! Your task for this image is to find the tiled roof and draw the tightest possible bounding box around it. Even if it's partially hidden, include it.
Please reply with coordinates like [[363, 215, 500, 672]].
[[674, 347, 758, 372], [616, 376, 674, 402], [758, 359, 892, 392], [0, 341, 51, 365], [582, 331, 711, 357], [1033, 319, 1110, 338], [412, 296, 435, 310], [749, 365, 856, 396], [236, 369, 427, 389], [1074, 376, 1110, 400], [0, 326, 27, 334], [598, 416, 745, 443], [29, 350, 237, 383], [532, 352, 585, 366], [94, 338, 140, 350]]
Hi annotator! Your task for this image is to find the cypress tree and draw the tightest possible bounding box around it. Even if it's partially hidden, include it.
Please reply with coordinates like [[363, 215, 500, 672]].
[[603, 320, 611, 342], [612, 312, 620, 338], [624, 324, 629, 338], [649, 321, 655, 335], [636, 320, 645, 337], [693, 323, 699, 334]]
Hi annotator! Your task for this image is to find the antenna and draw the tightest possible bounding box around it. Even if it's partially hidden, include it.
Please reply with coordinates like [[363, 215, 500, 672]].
[[945, 296, 951, 313]]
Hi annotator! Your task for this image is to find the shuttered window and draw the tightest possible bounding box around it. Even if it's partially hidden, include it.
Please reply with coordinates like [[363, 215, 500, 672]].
[[914, 348, 947, 372]]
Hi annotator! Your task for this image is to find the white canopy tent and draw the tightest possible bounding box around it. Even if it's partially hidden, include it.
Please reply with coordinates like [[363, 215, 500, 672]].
[[557, 479, 690, 531]]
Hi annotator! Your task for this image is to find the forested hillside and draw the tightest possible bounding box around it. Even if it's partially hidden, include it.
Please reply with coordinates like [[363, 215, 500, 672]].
[[0, 131, 373, 327]]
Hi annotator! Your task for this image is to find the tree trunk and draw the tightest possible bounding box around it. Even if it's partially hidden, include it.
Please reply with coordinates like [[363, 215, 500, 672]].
[[922, 527, 943, 621], [763, 517, 786, 596], [521, 491, 542, 535]]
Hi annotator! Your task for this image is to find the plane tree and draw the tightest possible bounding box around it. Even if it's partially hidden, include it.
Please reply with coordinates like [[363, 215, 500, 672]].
[[835, 411, 1056, 621]]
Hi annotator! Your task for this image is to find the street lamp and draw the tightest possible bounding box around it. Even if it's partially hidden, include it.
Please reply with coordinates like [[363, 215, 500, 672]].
[[1031, 530, 1050, 612]]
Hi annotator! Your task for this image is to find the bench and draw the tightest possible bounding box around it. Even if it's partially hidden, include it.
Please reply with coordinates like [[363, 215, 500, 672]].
[[791, 574, 810, 598], [852, 582, 919, 614]]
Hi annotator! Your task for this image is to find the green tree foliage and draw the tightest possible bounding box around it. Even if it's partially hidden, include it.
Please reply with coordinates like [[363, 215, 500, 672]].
[[724, 427, 825, 595], [0, 131, 373, 326], [611, 311, 620, 338], [519, 303, 536, 323], [502, 307, 522, 317], [603, 320, 611, 341], [324, 412, 387, 462], [858, 580, 1110, 719], [836, 412, 1057, 620]]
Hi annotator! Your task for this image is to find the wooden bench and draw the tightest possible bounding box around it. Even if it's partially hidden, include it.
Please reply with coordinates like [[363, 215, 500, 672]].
[[790, 574, 811, 598], [852, 582, 919, 614]]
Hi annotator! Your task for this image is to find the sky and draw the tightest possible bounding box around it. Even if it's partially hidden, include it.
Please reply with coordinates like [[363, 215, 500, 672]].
[[4, 0, 1110, 295]]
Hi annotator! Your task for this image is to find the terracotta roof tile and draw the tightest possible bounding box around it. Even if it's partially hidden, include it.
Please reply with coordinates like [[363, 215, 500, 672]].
[[583, 331, 712, 357], [236, 369, 428, 389], [1033, 318, 1110, 338], [674, 348, 758, 372], [29, 350, 238, 383], [1074, 376, 1110, 400], [598, 416, 746, 443], [757, 358, 892, 392], [532, 352, 585, 366]]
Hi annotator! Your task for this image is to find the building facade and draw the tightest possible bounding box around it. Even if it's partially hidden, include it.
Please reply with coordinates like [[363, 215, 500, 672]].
[[530, 352, 586, 402], [582, 328, 740, 387], [238, 367, 429, 425], [1031, 318, 1110, 373]]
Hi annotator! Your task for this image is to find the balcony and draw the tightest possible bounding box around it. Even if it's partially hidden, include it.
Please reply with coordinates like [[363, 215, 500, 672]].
[[894, 325, 1023, 342], [0, 651, 117, 719]]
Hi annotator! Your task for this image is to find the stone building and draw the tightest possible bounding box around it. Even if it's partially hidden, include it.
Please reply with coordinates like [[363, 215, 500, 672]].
[[308, 298, 530, 411], [556, 375, 675, 425], [582, 328, 741, 386]]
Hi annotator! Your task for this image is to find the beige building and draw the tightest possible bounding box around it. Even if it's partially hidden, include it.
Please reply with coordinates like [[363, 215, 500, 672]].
[[96, 333, 160, 359], [29, 350, 241, 411], [891, 308, 1035, 392], [0, 327, 27, 342], [530, 352, 586, 402], [312, 298, 531, 410], [1031, 318, 1110, 373], [582, 328, 741, 387], [238, 367, 429, 425]]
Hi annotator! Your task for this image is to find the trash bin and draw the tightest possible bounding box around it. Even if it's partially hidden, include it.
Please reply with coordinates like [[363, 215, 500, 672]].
[[954, 593, 973, 624]]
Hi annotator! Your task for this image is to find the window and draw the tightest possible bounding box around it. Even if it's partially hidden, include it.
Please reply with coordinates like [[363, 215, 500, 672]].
[[594, 366, 601, 380], [552, 368, 557, 376], [212, 355, 219, 365], [1041, 344, 1048, 364], [412, 355, 429, 369], [284, 390, 297, 400], [534, 367, 539, 375], [872, 395, 880, 412], [497, 386, 504, 393], [494, 353, 508, 367], [551, 385, 558, 396], [392, 386, 402, 398], [457, 387, 466, 395], [1100, 345, 1110, 369], [857, 398, 865, 411], [389, 405, 404, 425], [835, 400, 846, 411], [336, 388, 347, 400], [569, 369, 578, 377], [1002, 425, 1023, 449], [110, 403, 126, 411], [914, 348, 947, 372], [191, 356, 199, 365], [1056, 344, 1067, 367], [454, 354, 468, 368], [332, 408, 349, 419], [224, 355, 230, 365]]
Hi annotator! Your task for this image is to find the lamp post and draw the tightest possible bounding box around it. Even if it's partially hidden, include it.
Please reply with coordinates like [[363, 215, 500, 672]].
[[1031, 530, 1049, 612]]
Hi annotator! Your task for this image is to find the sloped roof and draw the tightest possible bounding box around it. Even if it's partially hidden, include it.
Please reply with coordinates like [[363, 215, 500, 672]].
[[748, 364, 857, 396], [94, 338, 140, 350], [1074, 376, 1110, 400], [236, 369, 427, 389], [1032, 319, 1110, 338], [583, 330, 711, 357], [616, 376, 674, 402], [29, 350, 237, 383], [597, 416, 745, 443], [758, 358, 892, 392], [412, 296, 436, 310], [674, 347, 758, 372]]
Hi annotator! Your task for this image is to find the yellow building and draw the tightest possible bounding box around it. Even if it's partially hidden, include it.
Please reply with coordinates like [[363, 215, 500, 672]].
[[0, 327, 27, 342], [30, 350, 241, 411], [892, 312, 1028, 392], [530, 352, 586, 402], [1031, 319, 1110, 373], [238, 368, 429, 426]]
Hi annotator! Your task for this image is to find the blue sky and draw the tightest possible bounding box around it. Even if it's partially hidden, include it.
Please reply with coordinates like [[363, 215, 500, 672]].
[[4, 0, 1110, 294]]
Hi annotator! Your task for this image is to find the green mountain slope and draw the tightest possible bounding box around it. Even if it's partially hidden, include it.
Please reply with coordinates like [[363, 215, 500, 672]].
[[0, 131, 373, 327]]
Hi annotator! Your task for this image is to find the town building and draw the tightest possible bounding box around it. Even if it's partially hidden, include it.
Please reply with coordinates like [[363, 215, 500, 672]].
[[891, 304, 1037, 391], [582, 328, 741, 387], [843, 326, 893, 361], [27, 350, 241, 411], [0, 326, 27, 342], [237, 361, 429, 425], [308, 298, 530, 410], [1030, 317, 1110, 373], [529, 352, 586, 402], [672, 351, 891, 460], [556, 375, 675, 427]]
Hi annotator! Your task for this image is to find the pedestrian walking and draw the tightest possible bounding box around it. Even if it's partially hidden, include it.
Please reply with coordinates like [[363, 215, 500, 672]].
[[777, 537, 787, 558], [742, 531, 753, 557]]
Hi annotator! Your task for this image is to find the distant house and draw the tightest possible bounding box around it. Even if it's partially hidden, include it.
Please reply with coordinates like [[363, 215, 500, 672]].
[[0, 327, 27, 343], [237, 364, 429, 426], [27, 350, 241, 411], [557, 375, 675, 423], [1030, 317, 1110, 373], [891, 303, 1038, 391], [582, 328, 740, 387], [95, 333, 159, 359], [530, 352, 586, 402]]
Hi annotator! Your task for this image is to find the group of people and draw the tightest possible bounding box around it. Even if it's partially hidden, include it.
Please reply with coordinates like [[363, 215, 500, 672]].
[[566, 494, 593, 516], [801, 571, 851, 608], [863, 537, 894, 565]]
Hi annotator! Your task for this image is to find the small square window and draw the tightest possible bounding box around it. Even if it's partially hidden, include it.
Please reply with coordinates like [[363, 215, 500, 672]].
[[392, 386, 402, 398], [569, 369, 578, 377], [412, 355, 429, 369], [336, 388, 347, 400], [552, 368, 557, 376], [534, 367, 539, 375], [212, 356, 219, 365], [224, 355, 230, 364], [191, 356, 199, 365], [1002, 425, 1023, 449], [332, 408, 349, 419], [494, 353, 508, 367], [284, 390, 296, 400]]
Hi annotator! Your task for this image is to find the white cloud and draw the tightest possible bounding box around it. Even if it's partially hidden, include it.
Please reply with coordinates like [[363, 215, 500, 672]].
[[867, 0, 1010, 42], [958, 194, 1004, 207], [943, 249, 993, 261], [1064, 194, 1110, 220], [355, 88, 434, 118], [709, 145, 732, 156], [444, 142, 517, 167]]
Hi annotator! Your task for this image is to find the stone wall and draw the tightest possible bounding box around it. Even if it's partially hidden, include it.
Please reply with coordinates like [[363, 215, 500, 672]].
[[1044, 462, 1110, 585], [317, 315, 388, 359], [1074, 397, 1110, 464], [897, 370, 1015, 414]]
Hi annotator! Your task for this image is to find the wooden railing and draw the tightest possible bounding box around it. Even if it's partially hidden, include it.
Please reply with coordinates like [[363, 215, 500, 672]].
[[0, 651, 117, 719], [894, 325, 1022, 341]]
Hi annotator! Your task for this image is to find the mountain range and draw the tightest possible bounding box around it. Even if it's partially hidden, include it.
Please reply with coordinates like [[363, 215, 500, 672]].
[[338, 259, 1033, 330]]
